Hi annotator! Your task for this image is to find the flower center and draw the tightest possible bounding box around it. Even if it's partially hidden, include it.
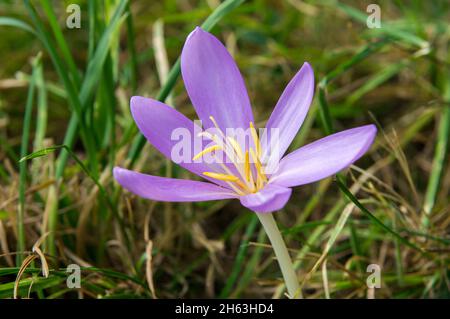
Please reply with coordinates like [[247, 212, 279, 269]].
[[193, 116, 268, 195]]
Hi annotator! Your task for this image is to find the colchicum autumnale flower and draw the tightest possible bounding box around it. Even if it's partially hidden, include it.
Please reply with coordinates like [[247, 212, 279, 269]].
[[114, 27, 377, 298]]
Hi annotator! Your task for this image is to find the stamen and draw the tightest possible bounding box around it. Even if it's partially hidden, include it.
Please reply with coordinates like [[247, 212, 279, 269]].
[[209, 116, 226, 139], [206, 119, 251, 188], [196, 116, 267, 195], [203, 172, 239, 182], [192, 145, 221, 161], [244, 150, 251, 182], [226, 136, 244, 161], [250, 122, 261, 157], [201, 130, 251, 189], [250, 148, 268, 183], [235, 180, 248, 191], [212, 153, 249, 195]]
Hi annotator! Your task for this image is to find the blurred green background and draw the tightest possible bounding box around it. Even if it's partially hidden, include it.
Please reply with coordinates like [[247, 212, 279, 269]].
[[0, 0, 449, 298]]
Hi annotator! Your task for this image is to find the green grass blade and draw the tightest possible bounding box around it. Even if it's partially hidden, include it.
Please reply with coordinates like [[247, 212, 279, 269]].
[[125, 3, 138, 92], [201, 0, 245, 30], [219, 214, 258, 298], [331, 1, 429, 48], [24, 0, 99, 176], [0, 276, 64, 299], [422, 105, 450, 225], [32, 56, 48, 152], [39, 0, 81, 87], [301, 203, 354, 290], [317, 84, 334, 135], [0, 17, 36, 34], [19, 145, 67, 162], [318, 40, 388, 135], [335, 177, 425, 254], [79, 1, 128, 104], [55, 0, 129, 179], [346, 60, 409, 105], [233, 229, 265, 297], [17, 55, 38, 265]]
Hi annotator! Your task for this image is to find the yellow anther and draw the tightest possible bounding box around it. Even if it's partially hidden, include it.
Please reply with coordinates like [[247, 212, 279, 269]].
[[244, 150, 251, 182], [227, 136, 244, 161], [192, 145, 221, 161], [250, 148, 268, 183], [249, 122, 261, 157], [203, 172, 239, 182]]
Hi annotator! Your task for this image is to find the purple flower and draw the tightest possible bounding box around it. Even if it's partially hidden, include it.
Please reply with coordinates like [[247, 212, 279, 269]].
[[114, 27, 376, 214]]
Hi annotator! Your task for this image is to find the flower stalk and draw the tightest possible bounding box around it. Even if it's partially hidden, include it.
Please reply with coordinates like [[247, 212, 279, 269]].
[[256, 212, 300, 299]]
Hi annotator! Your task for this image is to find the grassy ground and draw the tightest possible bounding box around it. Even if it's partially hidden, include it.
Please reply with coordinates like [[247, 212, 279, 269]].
[[0, 0, 449, 298]]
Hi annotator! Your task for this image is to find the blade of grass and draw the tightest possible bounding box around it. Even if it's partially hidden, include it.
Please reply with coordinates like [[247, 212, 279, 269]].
[[16, 71, 67, 99], [421, 105, 450, 227], [0, 17, 36, 35], [318, 40, 388, 135], [346, 60, 409, 105], [329, 0, 429, 49], [125, 2, 138, 92], [104, 54, 118, 164], [335, 177, 425, 254], [32, 56, 48, 153], [219, 214, 258, 298], [282, 220, 332, 236], [422, 21, 450, 225], [17, 55, 38, 265], [87, 0, 97, 60], [24, 0, 128, 255], [39, 0, 82, 87], [233, 228, 265, 297], [301, 203, 354, 289], [24, 0, 129, 180], [56, 0, 128, 178], [24, 0, 99, 176], [349, 221, 363, 273], [317, 83, 334, 135], [393, 215, 404, 285], [1, 276, 64, 299]]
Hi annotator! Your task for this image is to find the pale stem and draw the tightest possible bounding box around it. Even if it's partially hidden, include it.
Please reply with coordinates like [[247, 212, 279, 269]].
[[256, 212, 300, 299]]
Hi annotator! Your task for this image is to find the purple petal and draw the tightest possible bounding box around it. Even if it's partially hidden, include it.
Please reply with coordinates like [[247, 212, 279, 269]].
[[114, 167, 237, 202], [240, 184, 292, 213], [270, 125, 377, 187], [261, 63, 315, 167], [130, 96, 227, 186], [181, 27, 254, 132]]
